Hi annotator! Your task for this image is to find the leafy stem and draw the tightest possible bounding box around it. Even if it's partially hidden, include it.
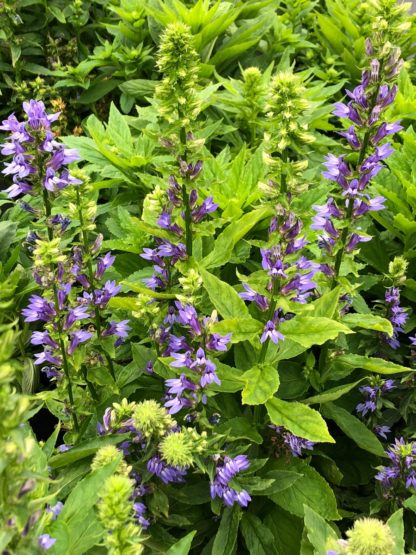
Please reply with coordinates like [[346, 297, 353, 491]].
[[75, 187, 116, 381]]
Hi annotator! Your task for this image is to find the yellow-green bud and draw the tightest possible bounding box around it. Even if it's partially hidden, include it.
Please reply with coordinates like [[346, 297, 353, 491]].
[[388, 256, 408, 283], [178, 269, 202, 295], [91, 446, 131, 476], [156, 22, 201, 126], [33, 238, 65, 267], [346, 518, 394, 555], [132, 400, 175, 438], [160, 429, 207, 468]]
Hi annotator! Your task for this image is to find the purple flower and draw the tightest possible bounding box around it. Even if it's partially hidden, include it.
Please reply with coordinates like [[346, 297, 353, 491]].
[[95, 252, 115, 279], [260, 321, 284, 344], [165, 374, 197, 396], [170, 351, 194, 369], [206, 333, 232, 352], [270, 425, 315, 457], [38, 534, 56, 551], [240, 283, 269, 311], [68, 330, 92, 355], [64, 305, 90, 330], [22, 295, 56, 323], [191, 196, 218, 223], [31, 331, 59, 350], [102, 320, 131, 346], [34, 351, 62, 366], [46, 501, 64, 520], [147, 456, 187, 484], [210, 455, 251, 508]]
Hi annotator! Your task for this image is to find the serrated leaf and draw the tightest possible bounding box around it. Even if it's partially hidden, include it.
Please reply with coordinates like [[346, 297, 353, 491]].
[[322, 403, 385, 457], [342, 313, 393, 335], [268, 458, 340, 520], [211, 318, 263, 343], [302, 380, 363, 405], [303, 505, 339, 555], [329, 354, 411, 376], [280, 316, 352, 348], [242, 364, 279, 405], [266, 398, 334, 443], [200, 268, 250, 319]]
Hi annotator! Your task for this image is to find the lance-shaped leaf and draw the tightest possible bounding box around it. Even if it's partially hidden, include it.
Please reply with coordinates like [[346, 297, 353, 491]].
[[200, 267, 250, 319], [266, 398, 334, 443], [322, 403, 386, 457]]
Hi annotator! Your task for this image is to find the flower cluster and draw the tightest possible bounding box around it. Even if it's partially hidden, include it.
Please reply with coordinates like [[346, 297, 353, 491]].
[[382, 286, 408, 349], [311, 42, 403, 278], [155, 22, 201, 128], [159, 303, 231, 414], [210, 455, 251, 508], [356, 378, 395, 417], [1, 99, 81, 199], [270, 425, 315, 457], [240, 209, 320, 347], [375, 438, 416, 497]]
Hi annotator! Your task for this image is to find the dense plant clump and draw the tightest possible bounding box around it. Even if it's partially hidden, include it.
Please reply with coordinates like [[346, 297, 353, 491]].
[[2, 0, 416, 553]]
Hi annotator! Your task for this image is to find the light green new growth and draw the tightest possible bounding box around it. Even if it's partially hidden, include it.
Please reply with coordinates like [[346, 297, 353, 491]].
[[132, 399, 175, 438], [389, 255, 408, 283], [156, 22, 201, 127], [346, 518, 394, 555], [91, 445, 131, 476], [160, 428, 207, 468], [265, 70, 314, 152], [97, 474, 143, 555]]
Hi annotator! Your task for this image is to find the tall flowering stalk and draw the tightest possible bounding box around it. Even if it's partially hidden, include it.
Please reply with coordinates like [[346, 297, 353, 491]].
[[1, 100, 127, 432], [240, 208, 320, 362], [263, 70, 315, 196], [312, 40, 403, 286]]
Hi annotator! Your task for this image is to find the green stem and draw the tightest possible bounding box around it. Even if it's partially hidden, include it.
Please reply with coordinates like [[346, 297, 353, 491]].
[[179, 126, 193, 257], [42, 188, 79, 431], [81, 365, 98, 400], [75, 188, 116, 381], [258, 280, 280, 364]]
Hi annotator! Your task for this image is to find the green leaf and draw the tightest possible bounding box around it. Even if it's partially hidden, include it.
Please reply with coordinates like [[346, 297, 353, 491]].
[[50, 460, 120, 555], [77, 80, 119, 104], [303, 505, 338, 555], [329, 354, 411, 376], [257, 470, 302, 496], [200, 268, 250, 319], [266, 398, 334, 443], [211, 318, 263, 343], [108, 102, 132, 146], [342, 313, 393, 335], [201, 206, 273, 269], [212, 505, 241, 555], [242, 364, 279, 405], [165, 531, 196, 555], [312, 287, 341, 318], [302, 380, 363, 405], [280, 316, 352, 348], [268, 458, 340, 520], [48, 435, 129, 469], [387, 509, 404, 555], [217, 416, 263, 444], [48, 4, 66, 22], [240, 513, 279, 555], [265, 507, 303, 555], [322, 403, 385, 457], [214, 362, 245, 393]]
